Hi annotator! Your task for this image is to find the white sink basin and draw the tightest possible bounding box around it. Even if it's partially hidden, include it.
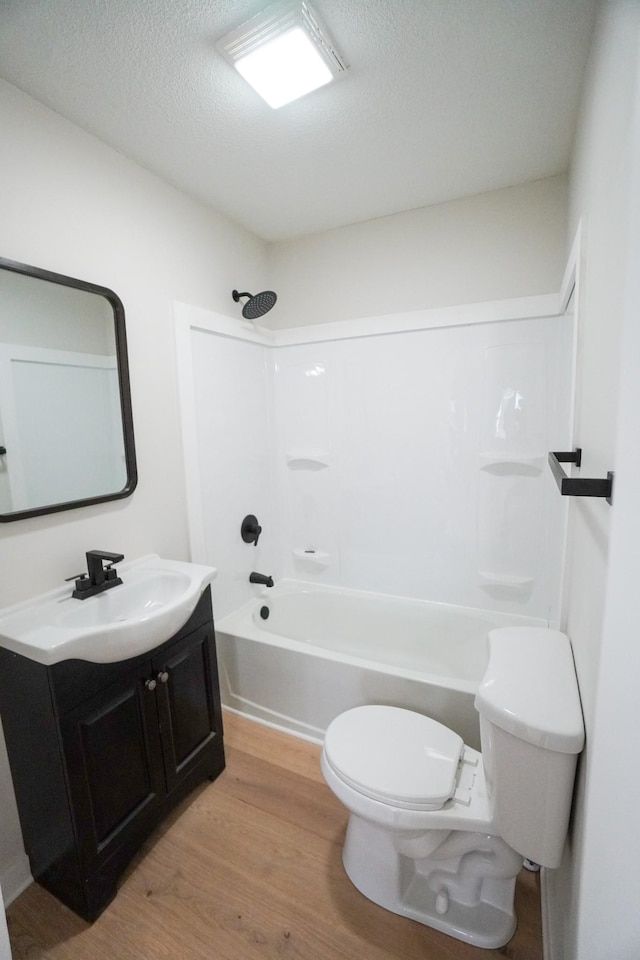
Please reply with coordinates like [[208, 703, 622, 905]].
[[0, 555, 217, 665]]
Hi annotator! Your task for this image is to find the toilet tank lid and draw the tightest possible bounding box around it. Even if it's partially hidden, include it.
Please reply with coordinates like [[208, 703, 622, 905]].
[[474, 628, 585, 754]]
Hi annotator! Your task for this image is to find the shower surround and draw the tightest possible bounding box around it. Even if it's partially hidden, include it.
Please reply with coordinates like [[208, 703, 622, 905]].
[[176, 297, 572, 625]]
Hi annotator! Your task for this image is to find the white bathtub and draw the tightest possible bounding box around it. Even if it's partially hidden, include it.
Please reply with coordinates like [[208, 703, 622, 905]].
[[216, 580, 546, 750]]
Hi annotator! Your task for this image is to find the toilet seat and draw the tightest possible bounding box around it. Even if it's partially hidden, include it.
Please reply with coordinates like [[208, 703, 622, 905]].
[[323, 705, 464, 811]]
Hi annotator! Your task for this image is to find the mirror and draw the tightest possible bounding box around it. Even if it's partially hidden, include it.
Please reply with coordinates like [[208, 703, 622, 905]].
[[0, 256, 137, 522]]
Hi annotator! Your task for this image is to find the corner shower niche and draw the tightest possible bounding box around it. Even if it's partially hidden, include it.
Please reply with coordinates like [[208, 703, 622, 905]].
[[278, 355, 338, 580], [286, 456, 332, 566], [477, 452, 544, 594], [287, 454, 332, 569], [475, 341, 554, 601]]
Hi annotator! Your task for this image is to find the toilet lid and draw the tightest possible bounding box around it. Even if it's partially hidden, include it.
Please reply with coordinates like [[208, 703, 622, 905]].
[[324, 705, 464, 810]]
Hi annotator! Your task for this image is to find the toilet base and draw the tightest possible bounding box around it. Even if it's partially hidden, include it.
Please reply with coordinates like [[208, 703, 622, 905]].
[[342, 814, 522, 950]]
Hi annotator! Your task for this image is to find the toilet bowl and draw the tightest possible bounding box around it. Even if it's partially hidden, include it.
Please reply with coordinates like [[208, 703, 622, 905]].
[[321, 627, 584, 949]]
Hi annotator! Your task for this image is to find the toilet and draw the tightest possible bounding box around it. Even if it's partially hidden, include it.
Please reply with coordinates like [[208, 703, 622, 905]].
[[321, 627, 584, 949]]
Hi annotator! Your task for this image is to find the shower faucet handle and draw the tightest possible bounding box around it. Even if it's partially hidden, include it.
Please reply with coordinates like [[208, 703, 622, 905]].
[[241, 514, 262, 546]]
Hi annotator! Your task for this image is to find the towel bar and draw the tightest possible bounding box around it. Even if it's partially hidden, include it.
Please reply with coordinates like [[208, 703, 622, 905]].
[[548, 449, 613, 504]]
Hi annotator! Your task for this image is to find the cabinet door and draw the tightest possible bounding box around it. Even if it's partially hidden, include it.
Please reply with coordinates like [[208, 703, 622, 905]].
[[59, 665, 165, 871], [154, 624, 223, 793]]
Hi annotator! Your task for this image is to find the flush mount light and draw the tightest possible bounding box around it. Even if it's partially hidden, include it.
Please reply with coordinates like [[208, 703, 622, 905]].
[[217, 0, 347, 109]]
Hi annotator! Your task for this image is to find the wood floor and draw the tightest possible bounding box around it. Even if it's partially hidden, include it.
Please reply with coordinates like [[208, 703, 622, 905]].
[[7, 712, 543, 960]]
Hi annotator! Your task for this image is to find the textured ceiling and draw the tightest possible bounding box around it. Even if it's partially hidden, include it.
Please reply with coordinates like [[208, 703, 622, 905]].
[[0, 0, 597, 241]]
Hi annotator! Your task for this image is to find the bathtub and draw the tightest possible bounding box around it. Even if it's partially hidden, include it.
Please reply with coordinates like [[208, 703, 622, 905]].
[[215, 580, 546, 750]]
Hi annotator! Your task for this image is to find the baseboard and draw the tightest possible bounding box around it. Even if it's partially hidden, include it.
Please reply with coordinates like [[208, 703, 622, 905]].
[[1, 853, 32, 907], [222, 705, 322, 745]]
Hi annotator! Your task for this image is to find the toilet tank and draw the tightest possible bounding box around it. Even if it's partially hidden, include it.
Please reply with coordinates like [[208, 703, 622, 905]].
[[475, 627, 584, 869]]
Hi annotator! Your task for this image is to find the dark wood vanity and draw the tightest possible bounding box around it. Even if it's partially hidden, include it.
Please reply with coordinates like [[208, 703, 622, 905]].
[[0, 586, 224, 921]]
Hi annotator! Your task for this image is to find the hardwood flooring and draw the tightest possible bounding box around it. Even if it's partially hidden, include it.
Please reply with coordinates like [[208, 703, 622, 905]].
[[7, 711, 543, 960]]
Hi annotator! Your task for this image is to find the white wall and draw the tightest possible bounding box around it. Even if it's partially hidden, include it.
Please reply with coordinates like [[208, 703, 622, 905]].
[[564, 2, 639, 729], [0, 270, 114, 353], [0, 78, 267, 902], [0, 79, 267, 608], [267, 176, 568, 327], [579, 43, 640, 955], [543, 4, 640, 959]]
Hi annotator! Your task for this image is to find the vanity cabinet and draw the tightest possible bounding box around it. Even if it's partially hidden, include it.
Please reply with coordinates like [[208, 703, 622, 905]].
[[0, 587, 224, 921]]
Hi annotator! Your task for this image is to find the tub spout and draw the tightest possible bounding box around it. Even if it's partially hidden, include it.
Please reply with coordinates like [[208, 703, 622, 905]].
[[249, 572, 274, 588]]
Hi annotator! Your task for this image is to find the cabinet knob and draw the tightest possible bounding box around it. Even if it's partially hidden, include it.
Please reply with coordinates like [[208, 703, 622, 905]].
[[158, 671, 169, 684], [145, 678, 157, 691]]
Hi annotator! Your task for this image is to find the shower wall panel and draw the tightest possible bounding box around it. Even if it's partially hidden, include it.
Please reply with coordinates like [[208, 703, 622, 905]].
[[190, 328, 278, 619], [273, 315, 572, 621]]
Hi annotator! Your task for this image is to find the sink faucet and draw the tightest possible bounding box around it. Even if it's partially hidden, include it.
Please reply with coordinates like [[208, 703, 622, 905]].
[[249, 572, 274, 588], [69, 550, 124, 600]]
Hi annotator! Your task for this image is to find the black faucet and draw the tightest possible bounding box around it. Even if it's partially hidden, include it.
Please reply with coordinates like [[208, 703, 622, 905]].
[[70, 550, 124, 600], [249, 572, 274, 588]]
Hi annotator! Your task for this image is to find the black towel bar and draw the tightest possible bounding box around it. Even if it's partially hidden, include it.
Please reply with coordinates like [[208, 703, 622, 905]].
[[548, 449, 613, 504]]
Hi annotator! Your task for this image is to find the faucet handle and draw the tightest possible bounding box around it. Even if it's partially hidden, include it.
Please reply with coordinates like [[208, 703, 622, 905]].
[[241, 514, 262, 546], [66, 571, 92, 595]]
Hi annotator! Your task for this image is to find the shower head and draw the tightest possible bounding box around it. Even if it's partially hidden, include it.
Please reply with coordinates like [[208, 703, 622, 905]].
[[232, 289, 277, 320]]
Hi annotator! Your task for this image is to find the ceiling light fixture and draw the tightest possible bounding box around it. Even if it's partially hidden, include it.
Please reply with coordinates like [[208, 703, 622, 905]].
[[217, 0, 347, 109]]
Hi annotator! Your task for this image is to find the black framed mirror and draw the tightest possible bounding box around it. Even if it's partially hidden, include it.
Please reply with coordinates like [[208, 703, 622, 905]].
[[0, 256, 137, 522]]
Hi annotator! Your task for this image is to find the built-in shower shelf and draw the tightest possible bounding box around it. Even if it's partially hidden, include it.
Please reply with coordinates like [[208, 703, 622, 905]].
[[286, 452, 330, 469], [479, 453, 544, 475], [292, 548, 330, 567], [478, 571, 534, 588]]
